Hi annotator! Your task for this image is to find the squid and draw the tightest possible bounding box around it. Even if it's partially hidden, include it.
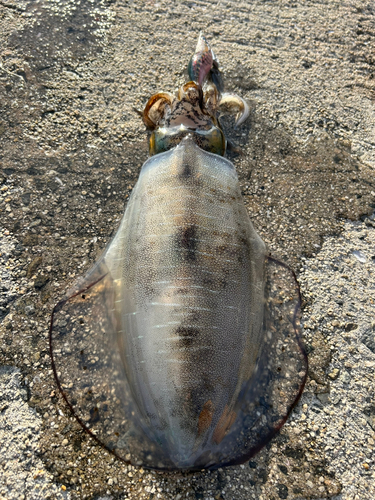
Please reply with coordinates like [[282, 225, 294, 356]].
[[50, 34, 307, 471]]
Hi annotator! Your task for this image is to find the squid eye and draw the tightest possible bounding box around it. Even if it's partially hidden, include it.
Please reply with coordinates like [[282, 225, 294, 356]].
[[149, 127, 226, 157]]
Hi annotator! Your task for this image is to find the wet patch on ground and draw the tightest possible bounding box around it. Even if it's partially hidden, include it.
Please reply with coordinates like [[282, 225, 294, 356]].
[[226, 109, 375, 268]]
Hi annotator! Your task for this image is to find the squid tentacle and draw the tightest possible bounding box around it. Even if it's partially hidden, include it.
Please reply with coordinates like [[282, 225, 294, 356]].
[[218, 93, 250, 128]]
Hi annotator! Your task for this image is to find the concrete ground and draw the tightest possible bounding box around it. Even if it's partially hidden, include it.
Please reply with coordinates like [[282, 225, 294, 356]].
[[0, 0, 374, 499]]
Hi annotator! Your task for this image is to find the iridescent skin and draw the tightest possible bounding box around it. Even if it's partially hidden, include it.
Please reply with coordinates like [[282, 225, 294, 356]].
[[50, 34, 307, 471]]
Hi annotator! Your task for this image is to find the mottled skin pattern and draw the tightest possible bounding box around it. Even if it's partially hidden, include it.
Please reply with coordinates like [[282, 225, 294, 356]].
[[104, 138, 266, 465], [146, 82, 227, 157]]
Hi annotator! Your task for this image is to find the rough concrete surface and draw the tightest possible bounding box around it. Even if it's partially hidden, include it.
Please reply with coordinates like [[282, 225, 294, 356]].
[[0, 0, 374, 499]]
